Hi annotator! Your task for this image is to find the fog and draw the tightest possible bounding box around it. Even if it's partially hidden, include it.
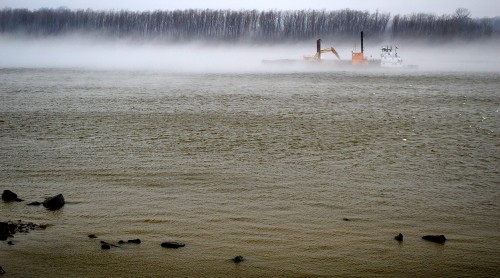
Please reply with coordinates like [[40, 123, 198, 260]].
[[1, 35, 499, 73], [394, 39, 500, 72]]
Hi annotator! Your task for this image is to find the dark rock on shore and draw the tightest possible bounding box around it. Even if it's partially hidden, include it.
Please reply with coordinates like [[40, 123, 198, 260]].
[[42, 194, 65, 210], [88, 234, 97, 239], [7, 241, 14, 245], [232, 256, 245, 263], [1, 222, 17, 240], [101, 244, 111, 250], [0, 222, 9, 240], [422, 235, 447, 244], [2, 190, 23, 202], [27, 201, 42, 206], [118, 239, 141, 244], [342, 218, 350, 221], [2, 190, 17, 201], [394, 233, 403, 241], [0, 265, 5, 274], [0, 233, 8, 241], [161, 242, 185, 248], [100, 240, 118, 247]]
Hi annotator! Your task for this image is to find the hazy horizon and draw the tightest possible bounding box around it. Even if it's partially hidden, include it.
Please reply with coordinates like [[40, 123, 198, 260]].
[[1, 35, 499, 73]]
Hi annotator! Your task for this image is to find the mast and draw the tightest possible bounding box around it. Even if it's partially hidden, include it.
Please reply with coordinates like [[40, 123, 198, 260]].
[[317, 39, 321, 60], [360, 31, 364, 53]]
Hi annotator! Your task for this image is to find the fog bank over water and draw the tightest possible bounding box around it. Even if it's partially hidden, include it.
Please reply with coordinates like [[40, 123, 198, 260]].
[[1, 36, 499, 72]]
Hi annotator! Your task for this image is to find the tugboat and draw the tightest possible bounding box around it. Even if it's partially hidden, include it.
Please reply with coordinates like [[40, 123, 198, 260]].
[[380, 46, 403, 67]]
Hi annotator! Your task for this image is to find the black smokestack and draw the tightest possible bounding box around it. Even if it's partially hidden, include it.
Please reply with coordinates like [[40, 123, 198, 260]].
[[317, 39, 321, 59], [360, 31, 364, 53]]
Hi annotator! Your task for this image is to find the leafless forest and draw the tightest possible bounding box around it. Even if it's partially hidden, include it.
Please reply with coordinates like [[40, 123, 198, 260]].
[[0, 7, 496, 42]]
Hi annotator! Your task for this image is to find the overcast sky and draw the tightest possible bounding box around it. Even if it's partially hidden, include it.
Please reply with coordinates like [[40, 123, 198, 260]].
[[1, 0, 499, 17]]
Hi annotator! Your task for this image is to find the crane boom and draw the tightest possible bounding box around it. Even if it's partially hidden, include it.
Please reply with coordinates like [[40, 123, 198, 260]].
[[320, 48, 340, 60], [304, 39, 341, 61]]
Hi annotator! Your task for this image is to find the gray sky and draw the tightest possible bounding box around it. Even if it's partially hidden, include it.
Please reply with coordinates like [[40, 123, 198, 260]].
[[1, 0, 499, 17]]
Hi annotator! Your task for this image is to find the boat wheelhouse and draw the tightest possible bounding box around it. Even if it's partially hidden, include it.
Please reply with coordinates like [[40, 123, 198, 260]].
[[380, 46, 403, 67]]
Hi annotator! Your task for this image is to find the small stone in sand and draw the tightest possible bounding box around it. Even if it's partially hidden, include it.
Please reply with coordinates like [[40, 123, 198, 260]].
[[422, 235, 446, 244], [161, 242, 185, 248], [101, 244, 111, 250], [394, 233, 403, 241], [232, 256, 245, 263]]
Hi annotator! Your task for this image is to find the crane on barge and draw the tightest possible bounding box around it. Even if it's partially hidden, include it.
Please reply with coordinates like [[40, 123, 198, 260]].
[[303, 39, 341, 61]]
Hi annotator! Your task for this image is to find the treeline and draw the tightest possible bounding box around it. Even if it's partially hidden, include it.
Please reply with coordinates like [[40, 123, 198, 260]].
[[392, 8, 493, 39], [0, 8, 390, 41], [0, 7, 494, 42]]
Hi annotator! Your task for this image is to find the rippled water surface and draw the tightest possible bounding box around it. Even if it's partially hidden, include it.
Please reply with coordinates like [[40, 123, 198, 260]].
[[1, 69, 499, 277]]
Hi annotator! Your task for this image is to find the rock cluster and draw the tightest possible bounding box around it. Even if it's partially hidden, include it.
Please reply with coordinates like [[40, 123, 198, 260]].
[[0, 221, 47, 241], [87, 235, 143, 250], [88, 236, 189, 252], [2, 190, 64, 210], [393, 233, 448, 244]]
